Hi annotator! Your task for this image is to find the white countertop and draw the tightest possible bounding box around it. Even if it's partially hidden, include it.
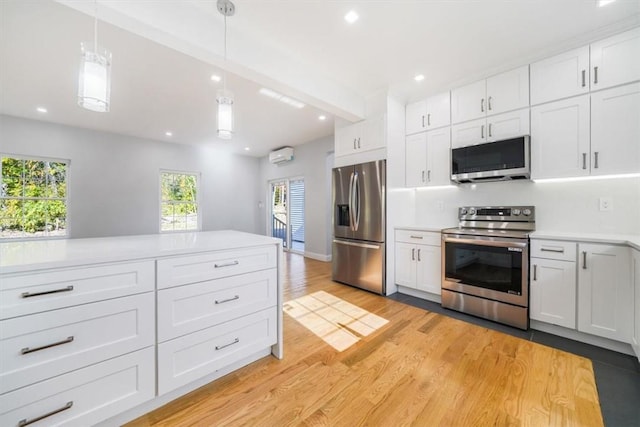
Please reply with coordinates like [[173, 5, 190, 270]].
[[0, 230, 281, 274], [395, 225, 455, 233]]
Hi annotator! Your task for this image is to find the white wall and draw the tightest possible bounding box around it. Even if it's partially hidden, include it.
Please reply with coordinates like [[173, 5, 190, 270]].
[[258, 135, 334, 261], [0, 115, 260, 238]]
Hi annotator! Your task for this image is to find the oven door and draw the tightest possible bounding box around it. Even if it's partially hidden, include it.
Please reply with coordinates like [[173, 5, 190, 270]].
[[441, 234, 529, 307]]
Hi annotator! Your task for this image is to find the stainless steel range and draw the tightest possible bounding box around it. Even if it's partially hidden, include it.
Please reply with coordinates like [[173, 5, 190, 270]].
[[441, 206, 535, 330]]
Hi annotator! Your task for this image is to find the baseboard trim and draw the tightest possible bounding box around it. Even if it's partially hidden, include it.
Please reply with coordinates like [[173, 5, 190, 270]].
[[303, 251, 331, 262]]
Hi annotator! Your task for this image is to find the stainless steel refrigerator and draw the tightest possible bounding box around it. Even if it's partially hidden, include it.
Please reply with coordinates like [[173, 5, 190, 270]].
[[332, 160, 386, 294]]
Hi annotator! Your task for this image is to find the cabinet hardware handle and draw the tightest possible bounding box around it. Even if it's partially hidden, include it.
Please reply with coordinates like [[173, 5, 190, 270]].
[[215, 295, 240, 305], [427, 113, 431, 126], [215, 337, 240, 351], [357, 137, 361, 149], [488, 123, 492, 137], [21, 286, 74, 298], [581, 70, 586, 87], [593, 66, 598, 84], [353, 138, 356, 150], [422, 170, 425, 182], [417, 249, 421, 262], [582, 153, 587, 170], [488, 96, 493, 111], [214, 260, 239, 268], [427, 170, 431, 182], [481, 98, 485, 113], [582, 251, 587, 269], [594, 152, 599, 169], [410, 235, 423, 239], [21, 336, 74, 355], [533, 264, 537, 281], [411, 248, 415, 261], [18, 401, 74, 427], [422, 115, 425, 128], [540, 247, 565, 253], [481, 125, 485, 139]]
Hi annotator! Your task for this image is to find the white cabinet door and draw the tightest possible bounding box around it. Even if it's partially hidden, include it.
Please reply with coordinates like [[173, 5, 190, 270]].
[[486, 108, 530, 142], [426, 127, 451, 186], [578, 243, 632, 342], [591, 82, 640, 176], [405, 133, 427, 187], [632, 249, 640, 361], [451, 117, 486, 148], [530, 46, 590, 105], [416, 244, 441, 295], [486, 65, 530, 116], [530, 258, 576, 329], [335, 124, 356, 157], [363, 115, 386, 152], [395, 243, 417, 288], [531, 95, 590, 179], [451, 80, 486, 124], [590, 27, 640, 91], [406, 100, 427, 135], [425, 91, 451, 130]]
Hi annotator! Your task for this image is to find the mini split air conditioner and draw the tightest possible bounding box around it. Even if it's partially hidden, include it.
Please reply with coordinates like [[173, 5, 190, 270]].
[[269, 147, 294, 164]]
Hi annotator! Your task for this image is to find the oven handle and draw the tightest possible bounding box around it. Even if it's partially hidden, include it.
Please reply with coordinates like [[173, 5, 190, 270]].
[[442, 235, 528, 248]]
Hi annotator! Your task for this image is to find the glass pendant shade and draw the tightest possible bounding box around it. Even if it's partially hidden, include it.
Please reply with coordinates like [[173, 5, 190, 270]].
[[78, 42, 111, 112], [216, 89, 234, 139]]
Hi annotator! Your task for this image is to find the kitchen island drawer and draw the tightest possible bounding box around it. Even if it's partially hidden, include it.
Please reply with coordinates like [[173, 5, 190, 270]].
[[158, 307, 277, 395], [158, 269, 277, 342], [0, 293, 154, 394], [531, 240, 577, 261], [157, 246, 277, 289], [395, 229, 441, 246], [0, 347, 154, 427], [0, 260, 155, 320]]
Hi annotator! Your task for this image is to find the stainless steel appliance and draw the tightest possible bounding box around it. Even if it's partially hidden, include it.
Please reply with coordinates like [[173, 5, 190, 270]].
[[441, 206, 535, 329], [451, 136, 530, 183], [332, 160, 386, 294]]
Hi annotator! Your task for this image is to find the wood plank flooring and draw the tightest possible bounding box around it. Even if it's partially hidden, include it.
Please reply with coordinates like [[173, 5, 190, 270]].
[[126, 253, 603, 427]]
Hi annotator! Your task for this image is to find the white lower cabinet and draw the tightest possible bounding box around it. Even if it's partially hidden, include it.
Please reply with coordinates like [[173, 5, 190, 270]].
[[632, 249, 640, 361], [530, 258, 576, 329], [578, 243, 632, 342], [395, 230, 441, 295], [0, 347, 155, 427]]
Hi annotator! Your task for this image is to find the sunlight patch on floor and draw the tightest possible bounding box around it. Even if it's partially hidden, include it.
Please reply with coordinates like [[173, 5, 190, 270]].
[[283, 290, 389, 351]]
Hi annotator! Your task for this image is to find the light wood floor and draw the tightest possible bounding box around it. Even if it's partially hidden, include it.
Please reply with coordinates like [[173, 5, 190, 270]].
[[127, 253, 603, 427]]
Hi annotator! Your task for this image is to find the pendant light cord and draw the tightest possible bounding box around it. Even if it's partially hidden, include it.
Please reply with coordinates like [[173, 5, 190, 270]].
[[93, 0, 98, 53], [223, 12, 227, 93]]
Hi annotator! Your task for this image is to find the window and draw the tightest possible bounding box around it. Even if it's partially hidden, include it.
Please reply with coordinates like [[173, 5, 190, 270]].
[[1, 155, 68, 239], [160, 171, 200, 232]]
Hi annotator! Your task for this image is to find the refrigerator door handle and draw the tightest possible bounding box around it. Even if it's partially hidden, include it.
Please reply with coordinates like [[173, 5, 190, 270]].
[[354, 171, 361, 231], [333, 239, 381, 250], [348, 172, 355, 231]]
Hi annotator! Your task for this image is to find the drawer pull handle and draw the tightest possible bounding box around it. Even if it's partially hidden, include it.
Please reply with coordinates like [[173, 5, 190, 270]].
[[410, 235, 423, 239], [21, 336, 74, 355], [540, 247, 565, 253], [18, 401, 73, 426], [214, 260, 239, 268], [215, 337, 240, 351], [21, 286, 74, 298], [582, 251, 587, 269], [533, 264, 537, 281], [215, 295, 240, 305]]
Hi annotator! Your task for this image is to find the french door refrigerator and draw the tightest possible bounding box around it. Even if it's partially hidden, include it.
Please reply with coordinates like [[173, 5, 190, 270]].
[[332, 159, 386, 294]]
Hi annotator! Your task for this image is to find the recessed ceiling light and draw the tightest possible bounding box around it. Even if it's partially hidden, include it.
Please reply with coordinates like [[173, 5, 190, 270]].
[[597, 0, 616, 6], [319, 115, 327, 121], [244, 147, 251, 151], [36, 107, 47, 113], [344, 10, 359, 24], [259, 88, 305, 109], [165, 131, 173, 137], [414, 74, 425, 82], [211, 74, 221, 82]]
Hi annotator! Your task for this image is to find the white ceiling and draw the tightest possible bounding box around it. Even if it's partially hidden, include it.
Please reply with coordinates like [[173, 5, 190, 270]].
[[1, 0, 639, 157]]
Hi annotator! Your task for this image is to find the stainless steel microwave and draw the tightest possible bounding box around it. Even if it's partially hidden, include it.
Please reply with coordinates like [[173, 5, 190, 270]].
[[451, 136, 530, 183]]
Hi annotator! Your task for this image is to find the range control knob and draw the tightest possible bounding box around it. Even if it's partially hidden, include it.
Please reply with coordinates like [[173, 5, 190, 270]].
[[512, 208, 521, 216], [469, 207, 477, 215], [522, 208, 532, 216], [460, 208, 468, 215]]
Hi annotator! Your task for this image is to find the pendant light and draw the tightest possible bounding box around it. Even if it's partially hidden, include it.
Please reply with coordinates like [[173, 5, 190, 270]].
[[78, 0, 111, 112], [216, 0, 235, 139]]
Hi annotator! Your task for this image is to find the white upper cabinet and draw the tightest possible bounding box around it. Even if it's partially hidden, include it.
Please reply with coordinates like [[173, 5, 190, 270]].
[[405, 127, 451, 187], [406, 91, 451, 135], [405, 133, 428, 187], [531, 95, 590, 179], [530, 46, 590, 105], [590, 27, 640, 91], [451, 66, 529, 124], [590, 82, 640, 176], [451, 109, 529, 149], [335, 115, 386, 158]]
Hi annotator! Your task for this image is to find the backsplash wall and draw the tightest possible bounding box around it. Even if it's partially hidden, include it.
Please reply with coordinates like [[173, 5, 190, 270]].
[[413, 177, 640, 234]]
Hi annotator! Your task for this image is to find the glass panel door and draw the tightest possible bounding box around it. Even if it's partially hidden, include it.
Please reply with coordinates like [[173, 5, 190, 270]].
[[270, 181, 287, 248], [289, 179, 305, 253]]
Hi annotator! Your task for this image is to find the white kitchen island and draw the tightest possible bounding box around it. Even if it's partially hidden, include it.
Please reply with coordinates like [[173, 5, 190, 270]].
[[0, 230, 283, 426]]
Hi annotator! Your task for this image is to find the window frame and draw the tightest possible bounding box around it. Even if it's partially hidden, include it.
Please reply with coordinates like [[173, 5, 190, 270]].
[[0, 153, 70, 241], [159, 169, 202, 234]]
